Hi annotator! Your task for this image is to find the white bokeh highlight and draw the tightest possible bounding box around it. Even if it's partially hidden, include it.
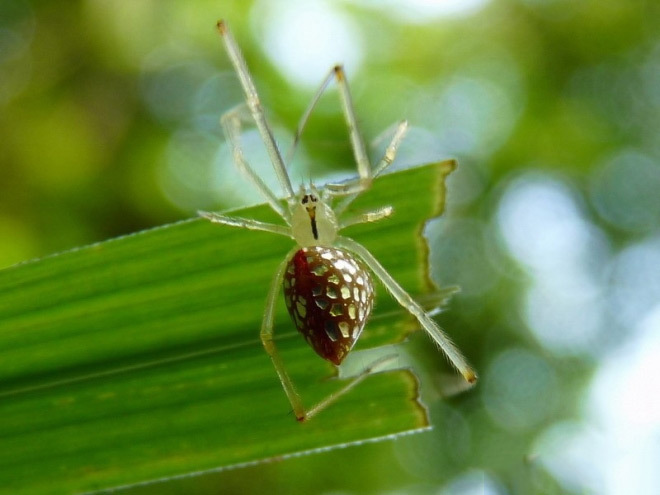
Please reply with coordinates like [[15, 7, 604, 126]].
[[251, 0, 364, 88], [496, 174, 609, 355], [347, 0, 491, 23], [535, 305, 660, 495]]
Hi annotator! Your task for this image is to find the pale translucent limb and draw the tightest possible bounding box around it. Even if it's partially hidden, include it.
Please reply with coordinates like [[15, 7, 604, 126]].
[[339, 206, 394, 229], [304, 353, 398, 421], [333, 65, 371, 181], [198, 211, 293, 238], [284, 67, 336, 167], [336, 236, 478, 384], [220, 106, 290, 222], [370, 120, 407, 152], [323, 178, 373, 198], [285, 65, 371, 179], [327, 119, 408, 197], [261, 247, 306, 420], [372, 119, 409, 177], [332, 120, 409, 216], [217, 20, 295, 202]]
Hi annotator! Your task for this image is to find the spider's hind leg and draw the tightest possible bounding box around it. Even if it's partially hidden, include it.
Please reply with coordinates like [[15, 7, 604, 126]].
[[260, 248, 307, 421], [337, 236, 478, 385], [304, 353, 399, 421], [220, 104, 291, 222]]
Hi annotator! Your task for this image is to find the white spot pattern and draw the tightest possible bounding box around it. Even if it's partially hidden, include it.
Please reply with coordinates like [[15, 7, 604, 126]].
[[283, 246, 375, 365]]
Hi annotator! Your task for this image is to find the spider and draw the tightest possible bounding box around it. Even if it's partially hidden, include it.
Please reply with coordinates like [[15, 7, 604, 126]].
[[200, 20, 477, 422]]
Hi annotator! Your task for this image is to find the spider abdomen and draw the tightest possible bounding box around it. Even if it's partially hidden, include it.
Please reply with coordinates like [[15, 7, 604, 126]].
[[283, 246, 374, 365]]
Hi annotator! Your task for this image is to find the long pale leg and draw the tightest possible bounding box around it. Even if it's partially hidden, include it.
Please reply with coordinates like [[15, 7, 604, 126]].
[[304, 353, 398, 421], [339, 206, 394, 229], [261, 247, 306, 420], [221, 105, 289, 221], [284, 64, 372, 182], [217, 21, 295, 202], [337, 236, 478, 384], [327, 119, 408, 197], [372, 120, 409, 177], [198, 212, 292, 238], [284, 68, 336, 166], [331, 120, 409, 215], [332, 65, 371, 181]]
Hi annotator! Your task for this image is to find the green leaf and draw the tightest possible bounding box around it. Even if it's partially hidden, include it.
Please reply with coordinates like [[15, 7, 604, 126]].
[[0, 160, 456, 495]]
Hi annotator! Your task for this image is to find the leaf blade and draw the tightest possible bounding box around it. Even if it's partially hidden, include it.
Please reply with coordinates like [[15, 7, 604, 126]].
[[0, 161, 454, 494]]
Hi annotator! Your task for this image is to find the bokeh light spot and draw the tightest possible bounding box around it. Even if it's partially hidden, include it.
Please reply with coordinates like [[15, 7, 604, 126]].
[[607, 235, 660, 331], [429, 219, 499, 296], [141, 60, 216, 124], [587, 305, 660, 495], [497, 175, 591, 273], [589, 149, 660, 233], [347, 0, 491, 22], [441, 469, 508, 495], [252, 0, 364, 88], [497, 174, 610, 354], [417, 75, 521, 158], [534, 421, 606, 494], [484, 348, 558, 431]]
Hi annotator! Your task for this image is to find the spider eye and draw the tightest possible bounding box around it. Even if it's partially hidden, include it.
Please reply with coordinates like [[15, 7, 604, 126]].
[[310, 195, 318, 203], [302, 195, 309, 204]]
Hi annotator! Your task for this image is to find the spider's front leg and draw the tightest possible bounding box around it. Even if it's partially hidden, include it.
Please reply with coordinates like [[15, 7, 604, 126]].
[[220, 105, 291, 221], [198, 211, 292, 237], [285, 64, 409, 203], [329, 120, 409, 216], [285, 65, 371, 177], [339, 206, 394, 229], [325, 119, 409, 198], [217, 20, 295, 203]]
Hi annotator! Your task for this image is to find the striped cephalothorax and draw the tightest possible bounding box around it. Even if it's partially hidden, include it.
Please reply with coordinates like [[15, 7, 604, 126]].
[[201, 20, 477, 422]]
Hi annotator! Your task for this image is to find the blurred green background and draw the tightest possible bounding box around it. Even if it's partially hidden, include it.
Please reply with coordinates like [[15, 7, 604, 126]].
[[1, 0, 659, 494]]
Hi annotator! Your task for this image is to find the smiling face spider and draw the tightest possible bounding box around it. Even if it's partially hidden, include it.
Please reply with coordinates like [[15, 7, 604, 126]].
[[200, 20, 477, 422]]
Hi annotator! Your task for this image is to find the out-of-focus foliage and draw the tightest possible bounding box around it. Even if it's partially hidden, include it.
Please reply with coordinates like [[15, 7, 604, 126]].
[[1, 0, 659, 494]]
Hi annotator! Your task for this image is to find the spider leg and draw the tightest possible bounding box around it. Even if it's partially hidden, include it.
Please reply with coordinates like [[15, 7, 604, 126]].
[[286, 65, 373, 180], [284, 67, 336, 167], [339, 206, 394, 229], [304, 353, 399, 421], [220, 105, 290, 222], [329, 120, 408, 215], [198, 211, 293, 238], [336, 236, 478, 384], [217, 21, 295, 205], [372, 119, 409, 177], [333, 65, 371, 181], [370, 120, 408, 151], [261, 247, 307, 421]]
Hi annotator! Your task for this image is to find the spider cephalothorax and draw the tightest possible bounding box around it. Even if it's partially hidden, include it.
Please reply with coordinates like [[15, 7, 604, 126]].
[[290, 189, 338, 247], [201, 20, 476, 422]]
